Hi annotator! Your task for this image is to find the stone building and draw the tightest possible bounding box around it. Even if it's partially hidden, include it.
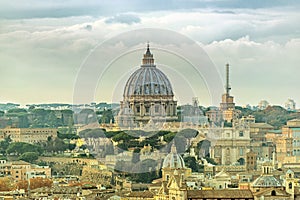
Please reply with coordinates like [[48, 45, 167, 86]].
[[205, 125, 251, 165], [117, 44, 178, 128], [0, 160, 51, 181], [0, 127, 57, 144]]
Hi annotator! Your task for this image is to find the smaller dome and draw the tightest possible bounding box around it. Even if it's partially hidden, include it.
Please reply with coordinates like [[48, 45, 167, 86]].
[[162, 142, 185, 169], [252, 175, 281, 187]]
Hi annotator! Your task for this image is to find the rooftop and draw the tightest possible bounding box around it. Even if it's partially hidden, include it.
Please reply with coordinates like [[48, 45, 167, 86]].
[[187, 189, 253, 199]]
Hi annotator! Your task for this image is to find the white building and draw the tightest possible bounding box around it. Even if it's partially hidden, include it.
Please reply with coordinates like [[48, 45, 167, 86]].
[[285, 99, 296, 111]]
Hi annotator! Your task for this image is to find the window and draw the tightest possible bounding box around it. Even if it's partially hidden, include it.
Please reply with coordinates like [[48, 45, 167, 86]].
[[145, 107, 150, 113], [239, 148, 244, 156], [239, 131, 244, 137], [155, 105, 159, 113], [271, 190, 276, 196]]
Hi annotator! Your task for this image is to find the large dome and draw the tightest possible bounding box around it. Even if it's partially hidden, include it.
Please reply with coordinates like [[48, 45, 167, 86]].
[[123, 44, 173, 98], [162, 143, 186, 169], [124, 66, 174, 97], [117, 44, 178, 128]]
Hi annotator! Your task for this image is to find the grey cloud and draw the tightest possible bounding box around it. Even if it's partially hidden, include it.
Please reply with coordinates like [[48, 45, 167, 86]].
[[105, 14, 141, 25], [0, 0, 299, 19]]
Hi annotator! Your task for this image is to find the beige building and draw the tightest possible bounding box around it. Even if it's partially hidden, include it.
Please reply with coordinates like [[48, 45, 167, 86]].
[[271, 119, 300, 166], [206, 125, 251, 165], [0, 127, 57, 144], [0, 160, 51, 181]]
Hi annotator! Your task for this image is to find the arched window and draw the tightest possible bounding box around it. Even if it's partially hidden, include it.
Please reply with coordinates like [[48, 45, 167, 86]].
[[289, 182, 293, 189], [271, 190, 276, 196]]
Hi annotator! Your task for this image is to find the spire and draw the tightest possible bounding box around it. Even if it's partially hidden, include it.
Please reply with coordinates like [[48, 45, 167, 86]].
[[142, 42, 155, 66], [225, 63, 231, 95], [171, 141, 177, 154]]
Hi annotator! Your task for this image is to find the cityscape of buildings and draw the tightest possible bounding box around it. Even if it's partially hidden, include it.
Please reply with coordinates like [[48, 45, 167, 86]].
[[0, 45, 299, 200], [1, 1, 299, 200]]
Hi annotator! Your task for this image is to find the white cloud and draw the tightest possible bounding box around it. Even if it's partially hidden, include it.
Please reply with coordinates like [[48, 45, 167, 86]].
[[203, 36, 300, 106], [0, 8, 299, 106]]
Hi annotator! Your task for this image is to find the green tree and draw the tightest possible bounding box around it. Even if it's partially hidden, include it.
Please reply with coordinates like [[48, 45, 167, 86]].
[[0, 136, 11, 155], [19, 152, 39, 163], [163, 132, 176, 143], [6, 142, 43, 155], [47, 111, 58, 127], [61, 109, 74, 126]]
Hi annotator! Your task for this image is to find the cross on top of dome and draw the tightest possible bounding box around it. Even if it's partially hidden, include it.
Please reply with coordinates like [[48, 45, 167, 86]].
[[142, 42, 155, 66]]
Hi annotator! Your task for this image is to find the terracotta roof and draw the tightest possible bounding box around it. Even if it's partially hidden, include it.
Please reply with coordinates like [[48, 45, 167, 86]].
[[126, 190, 154, 198], [187, 189, 254, 199], [253, 187, 291, 197], [250, 123, 274, 129]]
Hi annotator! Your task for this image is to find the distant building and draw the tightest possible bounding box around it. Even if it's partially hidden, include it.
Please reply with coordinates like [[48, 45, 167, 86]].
[[207, 64, 240, 124], [0, 127, 57, 144], [246, 150, 257, 171], [275, 119, 300, 165], [258, 100, 270, 110], [285, 99, 296, 111], [181, 97, 208, 125], [219, 64, 240, 123], [200, 125, 251, 165], [0, 160, 51, 181]]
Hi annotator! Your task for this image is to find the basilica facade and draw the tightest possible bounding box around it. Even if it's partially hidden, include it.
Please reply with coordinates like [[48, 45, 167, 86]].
[[117, 44, 178, 128]]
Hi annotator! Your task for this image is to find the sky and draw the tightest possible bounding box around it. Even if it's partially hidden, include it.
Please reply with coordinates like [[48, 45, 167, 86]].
[[0, 0, 299, 107]]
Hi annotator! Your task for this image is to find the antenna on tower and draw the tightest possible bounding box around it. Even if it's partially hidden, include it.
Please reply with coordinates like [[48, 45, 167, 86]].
[[225, 63, 231, 95]]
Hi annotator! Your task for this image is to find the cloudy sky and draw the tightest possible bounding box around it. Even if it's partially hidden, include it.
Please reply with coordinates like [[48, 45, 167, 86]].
[[0, 0, 299, 107]]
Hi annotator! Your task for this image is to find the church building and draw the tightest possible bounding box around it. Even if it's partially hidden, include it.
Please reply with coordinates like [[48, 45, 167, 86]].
[[117, 44, 178, 128]]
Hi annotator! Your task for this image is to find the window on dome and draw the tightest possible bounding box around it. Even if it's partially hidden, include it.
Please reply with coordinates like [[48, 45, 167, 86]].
[[145, 107, 150, 113], [155, 105, 159, 113]]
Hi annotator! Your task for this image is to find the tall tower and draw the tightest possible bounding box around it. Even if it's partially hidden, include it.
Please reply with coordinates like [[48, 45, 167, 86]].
[[220, 63, 237, 122], [225, 63, 231, 95]]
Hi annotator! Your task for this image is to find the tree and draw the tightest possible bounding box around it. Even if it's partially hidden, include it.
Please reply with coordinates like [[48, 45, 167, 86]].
[[0, 177, 15, 191], [0, 136, 12, 155], [184, 156, 202, 172], [44, 138, 69, 153], [112, 132, 137, 142], [30, 108, 50, 128], [6, 142, 43, 155], [47, 111, 58, 127], [19, 152, 39, 163], [163, 132, 176, 143], [61, 109, 74, 126]]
